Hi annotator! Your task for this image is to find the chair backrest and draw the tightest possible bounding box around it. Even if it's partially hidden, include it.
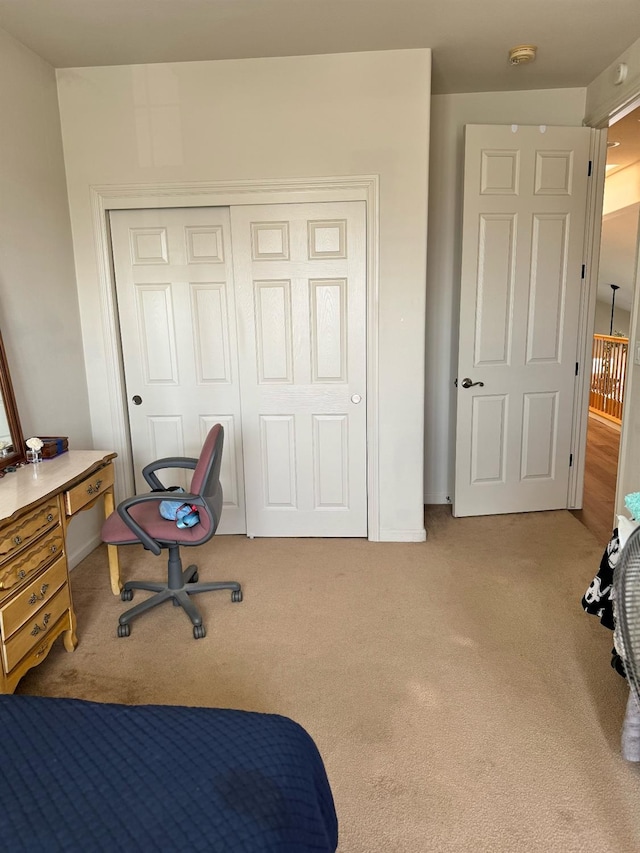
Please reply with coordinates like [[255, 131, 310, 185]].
[[191, 424, 224, 530]]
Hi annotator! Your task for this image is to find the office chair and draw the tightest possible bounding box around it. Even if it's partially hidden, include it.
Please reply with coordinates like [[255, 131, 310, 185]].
[[101, 424, 242, 639]]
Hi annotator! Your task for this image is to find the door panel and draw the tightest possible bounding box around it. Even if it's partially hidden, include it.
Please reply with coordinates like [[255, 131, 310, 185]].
[[454, 125, 592, 517], [109, 207, 246, 534], [231, 202, 367, 537]]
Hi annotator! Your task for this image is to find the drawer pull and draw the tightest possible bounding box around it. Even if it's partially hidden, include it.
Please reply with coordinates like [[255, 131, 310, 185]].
[[35, 642, 49, 658], [50, 545, 57, 554], [29, 583, 50, 605], [87, 479, 103, 495], [13, 535, 22, 546], [46, 513, 54, 522], [30, 612, 51, 636], [18, 570, 26, 580]]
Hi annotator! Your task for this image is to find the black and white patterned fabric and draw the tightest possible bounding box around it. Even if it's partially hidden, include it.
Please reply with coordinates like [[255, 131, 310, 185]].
[[582, 528, 626, 678]]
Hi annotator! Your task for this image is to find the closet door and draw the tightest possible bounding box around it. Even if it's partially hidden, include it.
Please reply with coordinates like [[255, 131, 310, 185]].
[[231, 201, 368, 537], [109, 207, 246, 534]]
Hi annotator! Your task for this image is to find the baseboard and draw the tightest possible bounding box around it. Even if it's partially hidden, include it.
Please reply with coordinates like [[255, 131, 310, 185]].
[[424, 492, 450, 505], [588, 411, 621, 432], [67, 534, 102, 571], [378, 528, 427, 542]]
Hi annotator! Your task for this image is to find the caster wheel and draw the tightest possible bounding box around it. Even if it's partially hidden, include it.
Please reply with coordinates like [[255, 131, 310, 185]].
[[117, 623, 131, 638], [231, 589, 243, 603], [189, 572, 199, 583], [193, 625, 206, 639], [121, 589, 133, 602]]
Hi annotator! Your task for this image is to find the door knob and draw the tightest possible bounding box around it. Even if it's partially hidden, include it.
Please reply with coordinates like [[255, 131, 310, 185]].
[[132, 395, 143, 405], [350, 394, 362, 404], [460, 378, 484, 389]]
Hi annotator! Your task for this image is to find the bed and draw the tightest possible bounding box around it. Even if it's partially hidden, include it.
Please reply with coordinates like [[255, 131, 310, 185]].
[[0, 694, 338, 852]]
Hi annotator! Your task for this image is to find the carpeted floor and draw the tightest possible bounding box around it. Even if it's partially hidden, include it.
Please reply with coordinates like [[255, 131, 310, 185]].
[[16, 506, 640, 852]]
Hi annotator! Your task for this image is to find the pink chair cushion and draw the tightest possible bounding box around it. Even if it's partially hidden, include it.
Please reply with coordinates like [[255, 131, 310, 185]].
[[102, 500, 211, 546], [190, 424, 222, 495]]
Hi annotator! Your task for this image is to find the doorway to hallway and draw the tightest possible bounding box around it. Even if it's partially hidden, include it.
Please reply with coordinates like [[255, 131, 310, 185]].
[[571, 415, 620, 545]]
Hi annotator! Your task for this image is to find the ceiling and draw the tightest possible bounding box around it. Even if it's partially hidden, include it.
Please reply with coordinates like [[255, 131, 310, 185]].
[[0, 0, 640, 95]]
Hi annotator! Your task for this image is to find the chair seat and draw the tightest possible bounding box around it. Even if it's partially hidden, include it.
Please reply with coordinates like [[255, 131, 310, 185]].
[[102, 500, 212, 547]]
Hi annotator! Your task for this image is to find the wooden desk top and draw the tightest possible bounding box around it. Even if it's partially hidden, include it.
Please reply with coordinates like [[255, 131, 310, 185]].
[[0, 451, 116, 523]]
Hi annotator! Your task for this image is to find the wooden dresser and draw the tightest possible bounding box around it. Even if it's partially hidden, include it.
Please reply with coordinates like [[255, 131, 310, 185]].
[[0, 451, 117, 694]]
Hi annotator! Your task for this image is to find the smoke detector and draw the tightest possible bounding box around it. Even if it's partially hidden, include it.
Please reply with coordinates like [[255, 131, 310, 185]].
[[509, 45, 537, 65]]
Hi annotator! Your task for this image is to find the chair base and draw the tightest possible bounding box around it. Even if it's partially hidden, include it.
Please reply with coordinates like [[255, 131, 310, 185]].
[[118, 563, 242, 639]]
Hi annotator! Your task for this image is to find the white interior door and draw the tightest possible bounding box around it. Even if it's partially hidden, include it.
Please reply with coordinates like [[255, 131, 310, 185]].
[[230, 201, 368, 537], [454, 124, 592, 517], [109, 207, 246, 534]]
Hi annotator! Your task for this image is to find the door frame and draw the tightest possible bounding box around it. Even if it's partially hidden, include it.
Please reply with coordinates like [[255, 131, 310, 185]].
[[89, 175, 382, 540], [567, 127, 608, 508], [570, 85, 640, 512]]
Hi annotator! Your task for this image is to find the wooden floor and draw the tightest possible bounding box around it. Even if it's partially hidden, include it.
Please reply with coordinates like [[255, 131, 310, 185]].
[[570, 416, 620, 546]]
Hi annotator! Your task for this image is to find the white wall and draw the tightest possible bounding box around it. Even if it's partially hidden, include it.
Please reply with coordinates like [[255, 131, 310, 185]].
[[585, 35, 640, 126], [603, 162, 640, 217], [424, 88, 587, 504], [56, 49, 431, 541], [0, 28, 95, 565]]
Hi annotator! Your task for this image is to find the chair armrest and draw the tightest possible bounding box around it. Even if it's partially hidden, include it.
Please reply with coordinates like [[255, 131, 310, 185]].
[[142, 457, 199, 490], [116, 491, 206, 555]]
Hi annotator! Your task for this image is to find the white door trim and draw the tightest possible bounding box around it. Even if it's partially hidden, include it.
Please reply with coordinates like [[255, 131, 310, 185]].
[[89, 175, 382, 540], [571, 79, 640, 512], [567, 127, 608, 509]]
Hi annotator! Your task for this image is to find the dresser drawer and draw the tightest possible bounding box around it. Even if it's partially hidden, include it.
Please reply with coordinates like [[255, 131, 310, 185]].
[[2, 585, 70, 673], [0, 529, 64, 591], [0, 500, 59, 565], [65, 463, 114, 515], [0, 556, 67, 640]]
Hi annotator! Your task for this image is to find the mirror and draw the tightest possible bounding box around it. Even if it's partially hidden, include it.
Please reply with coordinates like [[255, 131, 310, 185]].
[[0, 329, 26, 467]]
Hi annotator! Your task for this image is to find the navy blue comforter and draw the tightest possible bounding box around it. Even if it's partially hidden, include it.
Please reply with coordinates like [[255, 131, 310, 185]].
[[0, 695, 338, 852]]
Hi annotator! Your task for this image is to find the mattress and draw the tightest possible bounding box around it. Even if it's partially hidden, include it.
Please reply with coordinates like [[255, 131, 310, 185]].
[[0, 694, 338, 852]]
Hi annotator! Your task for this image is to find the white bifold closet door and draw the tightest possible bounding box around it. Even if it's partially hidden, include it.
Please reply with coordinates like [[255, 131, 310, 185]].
[[109, 207, 246, 534], [109, 201, 367, 538], [230, 202, 367, 537]]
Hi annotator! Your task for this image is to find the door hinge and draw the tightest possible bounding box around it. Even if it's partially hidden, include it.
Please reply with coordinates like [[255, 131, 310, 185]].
[[588, 160, 592, 177], [569, 453, 573, 467], [575, 362, 579, 376], [581, 264, 586, 280]]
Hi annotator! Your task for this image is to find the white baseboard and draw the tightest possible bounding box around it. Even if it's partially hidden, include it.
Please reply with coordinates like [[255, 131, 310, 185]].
[[67, 534, 102, 571], [378, 528, 427, 542], [423, 492, 450, 505]]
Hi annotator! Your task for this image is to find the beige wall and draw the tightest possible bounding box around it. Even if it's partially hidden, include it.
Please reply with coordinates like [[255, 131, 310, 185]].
[[603, 162, 640, 217], [425, 87, 588, 503], [585, 35, 640, 125], [594, 299, 631, 337], [614, 214, 640, 517], [56, 49, 432, 540], [586, 37, 640, 519], [0, 28, 95, 564]]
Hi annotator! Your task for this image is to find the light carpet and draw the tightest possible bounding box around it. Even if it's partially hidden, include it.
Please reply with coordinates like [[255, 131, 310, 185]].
[[17, 507, 640, 852]]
